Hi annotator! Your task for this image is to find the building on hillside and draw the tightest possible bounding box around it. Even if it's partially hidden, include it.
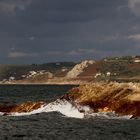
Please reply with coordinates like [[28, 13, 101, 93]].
[[133, 56, 140, 63]]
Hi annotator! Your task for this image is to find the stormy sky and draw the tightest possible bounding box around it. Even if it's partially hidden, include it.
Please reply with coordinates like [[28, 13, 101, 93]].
[[0, 0, 140, 64]]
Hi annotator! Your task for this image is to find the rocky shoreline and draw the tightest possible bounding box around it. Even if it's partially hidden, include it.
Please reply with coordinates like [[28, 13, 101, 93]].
[[61, 82, 140, 118], [0, 82, 140, 118]]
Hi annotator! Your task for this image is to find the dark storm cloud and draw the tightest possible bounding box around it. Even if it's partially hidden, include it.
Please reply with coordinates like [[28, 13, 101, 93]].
[[0, 0, 140, 64], [15, 0, 126, 24]]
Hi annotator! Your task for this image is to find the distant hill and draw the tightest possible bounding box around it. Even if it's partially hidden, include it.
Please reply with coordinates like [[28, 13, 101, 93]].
[[0, 56, 140, 84], [0, 62, 76, 82]]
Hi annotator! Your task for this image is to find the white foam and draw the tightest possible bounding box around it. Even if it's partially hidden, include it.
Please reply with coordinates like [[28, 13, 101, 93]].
[[0, 112, 4, 116], [85, 112, 133, 120], [9, 104, 48, 116], [8, 100, 85, 118], [44, 100, 85, 118], [6, 100, 133, 119]]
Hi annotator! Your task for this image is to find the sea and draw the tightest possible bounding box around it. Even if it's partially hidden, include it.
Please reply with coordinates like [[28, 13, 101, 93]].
[[0, 84, 140, 140]]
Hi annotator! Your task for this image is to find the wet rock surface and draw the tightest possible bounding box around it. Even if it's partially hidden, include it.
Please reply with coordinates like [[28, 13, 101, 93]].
[[61, 82, 140, 117], [0, 102, 45, 113]]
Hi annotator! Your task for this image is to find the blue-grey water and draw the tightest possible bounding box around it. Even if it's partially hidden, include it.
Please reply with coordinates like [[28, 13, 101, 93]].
[[0, 85, 140, 140]]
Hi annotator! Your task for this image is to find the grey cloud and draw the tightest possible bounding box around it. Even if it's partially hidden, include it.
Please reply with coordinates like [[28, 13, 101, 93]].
[[0, 0, 140, 64], [128, 34, 140, 40], [8, 51, 39, 58], [128, 0, 140, 16], [0, 0, 32, 13], [15, 0, 125, 24]]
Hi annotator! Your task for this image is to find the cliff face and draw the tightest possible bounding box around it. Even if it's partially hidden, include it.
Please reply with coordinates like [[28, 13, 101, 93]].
[[61, 82, 140, 117], [66, 60, 95, 78]]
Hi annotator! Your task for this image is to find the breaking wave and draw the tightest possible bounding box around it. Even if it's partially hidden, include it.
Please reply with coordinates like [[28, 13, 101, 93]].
[[0, 82, 140, 119], [0, 99, 133, 119]]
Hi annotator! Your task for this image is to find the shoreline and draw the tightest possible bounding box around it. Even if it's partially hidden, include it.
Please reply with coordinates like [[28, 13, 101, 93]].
[[0, 82, 80, 86], [0, 79, 86, 86]]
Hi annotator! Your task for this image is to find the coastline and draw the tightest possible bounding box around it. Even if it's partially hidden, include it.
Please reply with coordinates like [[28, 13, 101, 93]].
[[0, 82, 80, 86], [0, 78, 87, 85], [0, 82, 140, 119], [61, 82, 140, 118]]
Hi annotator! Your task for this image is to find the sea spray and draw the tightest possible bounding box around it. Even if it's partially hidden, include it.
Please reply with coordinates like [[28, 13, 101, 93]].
[[0, 99, 133, 119], [7, 100, 85, 118], [0, 82, 140, 119], [44, 100, 85, 118]]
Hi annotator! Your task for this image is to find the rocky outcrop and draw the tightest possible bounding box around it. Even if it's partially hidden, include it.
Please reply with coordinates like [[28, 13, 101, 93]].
[[66, 60, 95, 78], [1, 82, 140, 118], [0, 102, 45, 113], [61, 82, 140, 117]]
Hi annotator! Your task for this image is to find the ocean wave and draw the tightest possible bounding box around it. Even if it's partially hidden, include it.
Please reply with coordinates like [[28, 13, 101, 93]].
[[0, 99, 133, 119], [0, 100, 85, 118], [0, 82, 140, 119], [84, 112, 132, 119]]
